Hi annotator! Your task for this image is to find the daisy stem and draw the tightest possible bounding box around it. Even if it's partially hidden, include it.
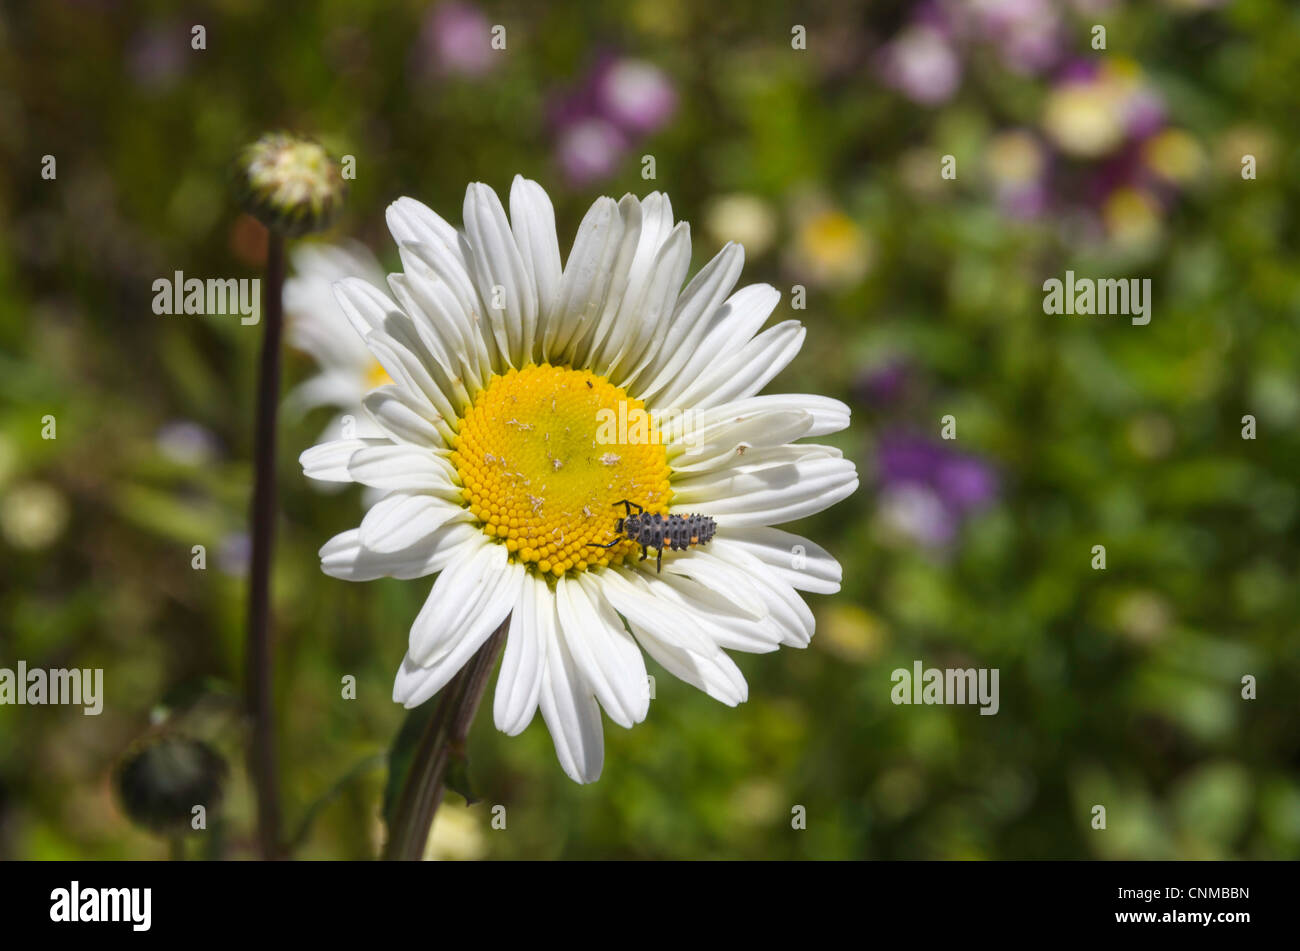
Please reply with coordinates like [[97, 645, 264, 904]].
[[246, 230, 286, 860], [382, 620, 509, 861]]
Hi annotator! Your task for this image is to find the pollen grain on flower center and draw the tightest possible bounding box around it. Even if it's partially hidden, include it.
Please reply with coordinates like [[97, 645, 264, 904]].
[[450, 364, 671, 576]]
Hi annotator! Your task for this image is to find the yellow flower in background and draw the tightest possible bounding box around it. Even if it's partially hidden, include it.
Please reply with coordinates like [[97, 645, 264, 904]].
[[1144, 129, 1206, 185], [1042, 59, 1162, 160], [817, 603, 887, 663], [788, 201, 872, 288], [704, 194, 778, 259], [1, 482, 70, 550], [1103, 186, 1162, 249], [1215, 124, 1276, 176], [1042, 81, 1125, 158], [985, 130, 1046, 187]]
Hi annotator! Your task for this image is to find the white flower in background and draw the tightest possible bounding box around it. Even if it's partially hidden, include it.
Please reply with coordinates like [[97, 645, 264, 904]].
[[302, 176, 857, 783], [283, 241, 392, 441]]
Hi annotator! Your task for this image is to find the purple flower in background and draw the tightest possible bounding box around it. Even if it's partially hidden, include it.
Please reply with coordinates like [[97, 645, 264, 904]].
[[155, 421, 220, 466], [218, 532, 252, 577], [878, 24, 962, 105], [555, 117, 627, 187], [970, 0, 1063, 74], [417, 2, 496, 78], [549, 54, 676, 186], [1123, 87, 1166, 139], [852, 360, 913, 408], [875, 432, 999, 548], [593, 58, 677, 135]]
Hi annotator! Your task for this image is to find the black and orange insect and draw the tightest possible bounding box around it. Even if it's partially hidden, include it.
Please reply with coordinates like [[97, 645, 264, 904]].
[[588, 499, 717, 572]]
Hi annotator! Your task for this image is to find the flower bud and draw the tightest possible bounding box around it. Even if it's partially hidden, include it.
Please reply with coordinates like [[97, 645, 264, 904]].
[[234, 132, 346, 237]]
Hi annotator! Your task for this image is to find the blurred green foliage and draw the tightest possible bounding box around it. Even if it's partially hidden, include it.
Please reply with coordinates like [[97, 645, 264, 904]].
[[0, 0, 1297, 860]]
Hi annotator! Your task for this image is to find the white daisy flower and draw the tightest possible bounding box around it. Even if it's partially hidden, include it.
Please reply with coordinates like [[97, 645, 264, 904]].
[[283, 240, 392, 441], [302, 176, 858, 783]]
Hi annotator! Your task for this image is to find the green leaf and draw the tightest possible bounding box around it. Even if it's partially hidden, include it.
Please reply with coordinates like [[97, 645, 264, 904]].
[[444, 749, 478, 806]]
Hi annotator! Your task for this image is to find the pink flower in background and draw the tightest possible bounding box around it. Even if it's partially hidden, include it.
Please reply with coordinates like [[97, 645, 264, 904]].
[[555, 117, 627, 187], [417, 2, 496, 78], [593, 58, 677, 135], [878, 24, 962, 105], [549, 54, 677, 186], [971, 0, 1064, 74]]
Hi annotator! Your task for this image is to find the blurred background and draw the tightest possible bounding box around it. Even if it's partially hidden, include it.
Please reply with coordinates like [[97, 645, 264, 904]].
[[1, 0, 1298, 860]]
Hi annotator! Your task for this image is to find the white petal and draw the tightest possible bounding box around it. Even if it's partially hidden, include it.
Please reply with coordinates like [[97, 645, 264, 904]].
[[509, 175, 562, 355], [709, 526, 842, 594], [653, 285, 783, 408], [347, 444, 459, 496], [547, 196, 624, 361], [706, 543, 816, 647], [668, 408, 813, 472], [362, 331, 456, 440], [553, 575, 649, 729], [358, 491, 463, 552], [626, 242, 745, 395], [567, 194, 644, 367], [672, 446, 858, 527], [318, 520, 472, 581], [393, 245, 491, 390], [672, 394, 850, 451], [647, 568, 785, 654], [539, 611, 604, 784], [385, 197, 482, 330], [601, 220, 691, 382], [283, 371, 364, 419], [671, 320, 805, 412], [464, 182, 536, 368], [691, 457, 852, 530], [493, 572, 549, 735], [600, 569, 748, 706], [284, 240, 383, 373], [386, 274, 475, 411], [300, 437, 389, 482], [386, 196, 463, 256], [331, 278, 460, 429], [393, 560, 523, 709], [407, 542, 517, 667], [653, 547, 767, 621], [362, 385, 446, 448]]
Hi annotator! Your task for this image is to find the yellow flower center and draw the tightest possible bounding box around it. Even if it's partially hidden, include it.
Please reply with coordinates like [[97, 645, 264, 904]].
[[450, 364, 672, 576], [365, 359, 394, 390]]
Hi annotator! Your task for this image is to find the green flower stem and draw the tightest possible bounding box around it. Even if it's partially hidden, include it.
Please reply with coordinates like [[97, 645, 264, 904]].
[[246, 231, 286, 860], [382, 620, 509, 861]]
